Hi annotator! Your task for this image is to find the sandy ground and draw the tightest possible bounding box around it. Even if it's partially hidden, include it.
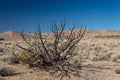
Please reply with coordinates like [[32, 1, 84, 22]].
[[1, 61, 120, 80], [0, 37, 120, 80]]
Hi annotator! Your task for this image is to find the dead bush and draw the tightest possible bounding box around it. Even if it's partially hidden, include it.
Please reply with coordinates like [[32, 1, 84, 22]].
[[13, 19, 86, 79]]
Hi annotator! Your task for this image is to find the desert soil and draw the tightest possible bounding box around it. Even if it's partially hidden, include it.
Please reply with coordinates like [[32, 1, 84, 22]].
[[0, 30, 120, 80]]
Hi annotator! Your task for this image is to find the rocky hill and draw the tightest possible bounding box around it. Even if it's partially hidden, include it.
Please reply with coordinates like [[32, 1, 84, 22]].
[[0, 31, 22, 40]]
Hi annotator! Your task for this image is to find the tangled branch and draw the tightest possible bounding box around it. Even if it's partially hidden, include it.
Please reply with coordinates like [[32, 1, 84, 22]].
[[14, 20, 86, 80]]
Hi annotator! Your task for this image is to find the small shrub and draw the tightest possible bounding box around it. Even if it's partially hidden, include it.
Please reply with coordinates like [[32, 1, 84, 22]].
[[0, 38, 5, 41], [115, 68, 120, 74], [98, 52, 112, 61], [0, 57, 9, 62], [111, 54, 120, 62], [91, 52, 112, 61], [0, 47, 4, 53], [4, 42, 12, 45], [0, 42, 3, 44], [70, 56, 79, 64], [17, 50, 38, 65], [0, 66, 15, 77], [9, 53, 20, 64]]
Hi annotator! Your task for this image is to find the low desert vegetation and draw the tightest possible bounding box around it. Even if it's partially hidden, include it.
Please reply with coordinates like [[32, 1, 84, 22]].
[[9, 53, 20, 64], [0, 45, 5, 53], [4, 42, 12, 46], [32, 76, 52, 80], [2, 20, 120, 80], [77, 38, 120, 62], [12, 19, 86, 80], [0, 77, 5, 80], [0, 38, 5, 41], [0, 65, 15, 77], [115, 67, 120, 74]]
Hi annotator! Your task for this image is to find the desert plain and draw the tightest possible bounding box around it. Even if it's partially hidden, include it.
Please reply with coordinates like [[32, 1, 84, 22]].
[[0, 30, 120, 80]]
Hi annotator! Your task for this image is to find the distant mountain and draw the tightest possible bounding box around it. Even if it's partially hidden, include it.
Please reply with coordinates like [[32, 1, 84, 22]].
[[85, 30, 120, 37], [1, 30, 120, 40], [0, 31, 22, 40]]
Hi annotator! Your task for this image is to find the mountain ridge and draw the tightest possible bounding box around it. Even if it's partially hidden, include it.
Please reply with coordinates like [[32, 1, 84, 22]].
[[1, 30, 120, 40]]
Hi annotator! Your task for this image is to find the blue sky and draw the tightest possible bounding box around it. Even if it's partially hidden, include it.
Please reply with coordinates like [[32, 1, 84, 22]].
[[0, 0, 120, 33]]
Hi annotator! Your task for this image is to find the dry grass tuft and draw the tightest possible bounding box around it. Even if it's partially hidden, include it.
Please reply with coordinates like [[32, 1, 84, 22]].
[[70, 56, 79, 64], [17, 50, 38, 65]]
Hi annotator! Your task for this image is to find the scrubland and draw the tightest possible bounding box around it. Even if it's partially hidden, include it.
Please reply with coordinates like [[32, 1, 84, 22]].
[[0, 36, 120, 80]]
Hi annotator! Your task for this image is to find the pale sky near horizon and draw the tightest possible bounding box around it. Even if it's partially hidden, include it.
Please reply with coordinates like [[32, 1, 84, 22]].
[[0, 0, 120, 33]]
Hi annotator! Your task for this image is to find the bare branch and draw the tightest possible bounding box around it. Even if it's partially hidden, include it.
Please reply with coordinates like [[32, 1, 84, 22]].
[[14, 19, 86, 80]]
